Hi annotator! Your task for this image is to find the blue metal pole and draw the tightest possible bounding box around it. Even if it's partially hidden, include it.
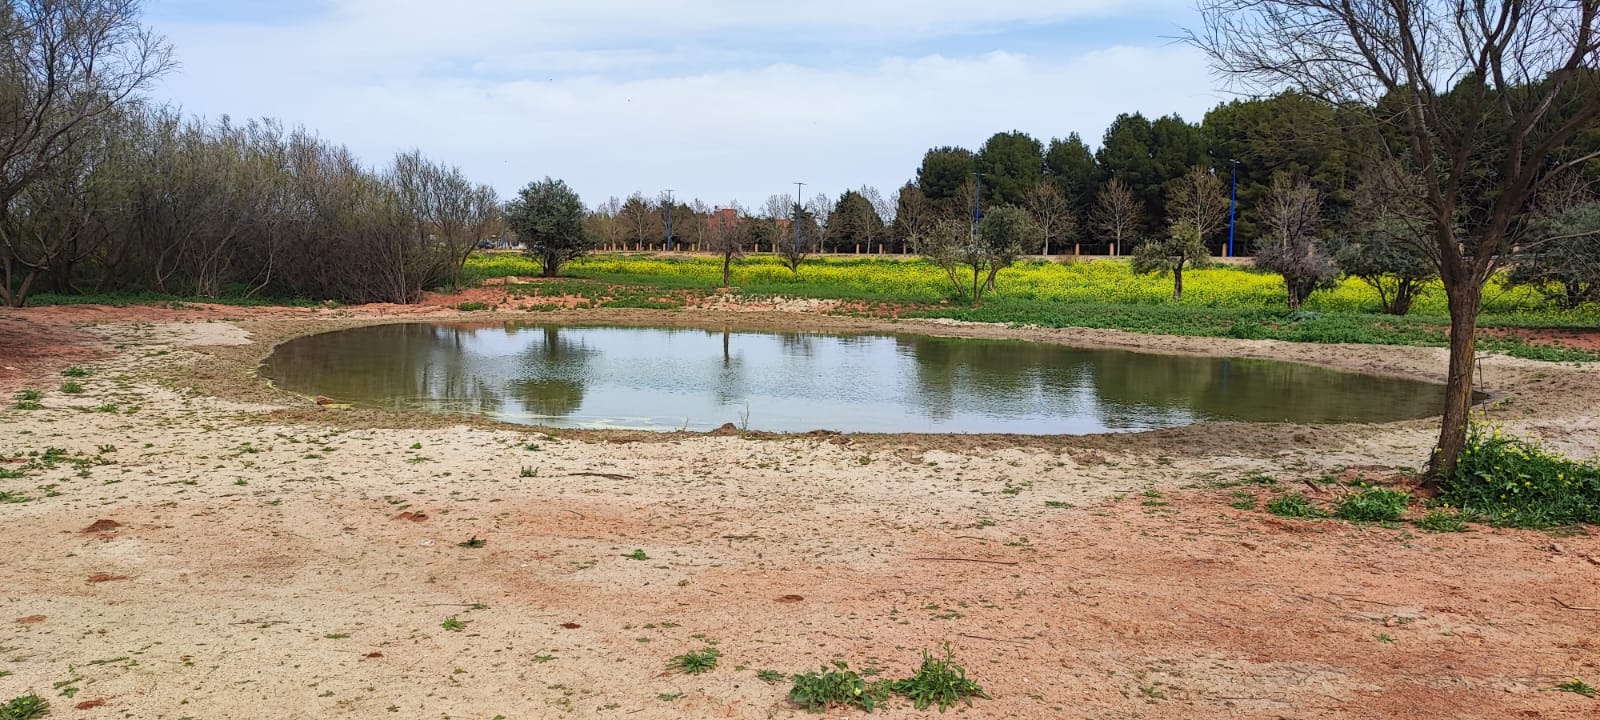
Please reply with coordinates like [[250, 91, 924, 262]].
[[1228, 160, 1238, 258]]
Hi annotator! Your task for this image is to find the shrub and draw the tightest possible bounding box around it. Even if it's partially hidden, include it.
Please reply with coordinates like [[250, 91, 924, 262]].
[[456, 301, 491, 311], [1265, 492, 1325, 518], [1334, 487, 1410, 522], [1, 693, 48, 720], [1441, 426, 1600, 528]]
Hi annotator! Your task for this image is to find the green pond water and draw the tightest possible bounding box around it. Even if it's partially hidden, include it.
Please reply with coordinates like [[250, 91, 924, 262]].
[[259, 322, 1447, 434]]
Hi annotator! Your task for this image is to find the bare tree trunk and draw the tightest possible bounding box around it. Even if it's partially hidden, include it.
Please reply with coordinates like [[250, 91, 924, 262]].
[[1430, 281, 1482, 482], [1172, 262, 1184, 302], [722, 254, 731, 287]]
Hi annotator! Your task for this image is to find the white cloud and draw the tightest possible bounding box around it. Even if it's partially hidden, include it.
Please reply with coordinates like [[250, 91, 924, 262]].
[[145, 0, 1219, 207]]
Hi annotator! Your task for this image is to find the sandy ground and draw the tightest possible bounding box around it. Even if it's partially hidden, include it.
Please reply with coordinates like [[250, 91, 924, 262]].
[[2, 298, 1600, 720]]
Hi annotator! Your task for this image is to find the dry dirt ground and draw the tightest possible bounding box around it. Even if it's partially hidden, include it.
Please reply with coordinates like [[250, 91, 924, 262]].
[[2, 298, 1599, 720]]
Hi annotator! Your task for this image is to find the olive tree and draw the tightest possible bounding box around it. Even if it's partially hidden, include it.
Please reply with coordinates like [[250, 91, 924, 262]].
[[1132, 221, 1214, 302], [505, 178, 592, 277]]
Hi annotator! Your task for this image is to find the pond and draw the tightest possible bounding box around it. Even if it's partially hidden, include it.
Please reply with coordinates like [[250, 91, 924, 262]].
[[259, 322, 1447, 434]]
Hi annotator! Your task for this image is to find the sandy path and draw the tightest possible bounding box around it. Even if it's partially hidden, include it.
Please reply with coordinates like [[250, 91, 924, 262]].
[[1, 305, 1598, 719]]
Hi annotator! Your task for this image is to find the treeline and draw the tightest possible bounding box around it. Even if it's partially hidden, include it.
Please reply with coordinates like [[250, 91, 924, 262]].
[[0, 0, 501, 307]]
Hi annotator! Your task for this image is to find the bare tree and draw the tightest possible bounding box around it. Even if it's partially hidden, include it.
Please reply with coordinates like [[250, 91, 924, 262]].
[[706, 203, 747, 287], [1090, 178, 1144, 256], [1255, 174, 1335, 309], [0, 0, 175, 306], [1190, 0, 1600, 478], [1337, 158, 1439, 315], [1166, 165, 1229, 243], [618, 192, 657, 248], [1024, 181, 1075, 255]]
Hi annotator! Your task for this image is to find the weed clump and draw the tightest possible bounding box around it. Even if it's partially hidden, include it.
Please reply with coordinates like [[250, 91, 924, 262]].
[[789, 661, 891, 713], [1265, 492, 1325, 518], [889, 644, 991, 711], [1415, 510, 1471, 533], [667, 645, 719, 675], [1442, 426, 1600, 528], [1334, 487, 1410, 522], [1, 693, 47, 720]]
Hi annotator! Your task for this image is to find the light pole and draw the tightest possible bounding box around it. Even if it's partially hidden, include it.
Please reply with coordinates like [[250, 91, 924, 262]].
[[1227, 159, 1239, 258], [971, 172, 984, 244], [793, 181, 805, 252], [663, 189, 674, 251]]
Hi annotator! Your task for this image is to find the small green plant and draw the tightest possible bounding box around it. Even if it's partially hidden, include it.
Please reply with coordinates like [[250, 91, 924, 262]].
[[519, 466, 536, 478], [1335, 487, 1410, 522], [1265, 492, 1325, 518], [61, 366, 90, 378], [1, 693, 48, 720], [441, 616, 468, 632], [624, 549, 648, 561], [59, 381, 84, 394], [1553, 678, 1596, 698], [656, 692, 684, 702], [757, 669, 784, 683], [456, 301, 491, 311], [889, 645, 990, 711], [789, 661, 892, 713], [1376, 633, 1394, 643], [458, 536, 486, 549], [15, 389, 41, 401], [1228, 489, 1257, 510], [0, 491, 33, 504], [1415, 510, 1470, 533], [668, 645, 720, 675]]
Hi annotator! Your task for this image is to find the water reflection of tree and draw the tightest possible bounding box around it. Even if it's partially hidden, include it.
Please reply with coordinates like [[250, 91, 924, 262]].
[[895, 334, 1444, 428], [264, 323, 506, 415], [708, 329, 747, 405], [506, 325, 595, 419]]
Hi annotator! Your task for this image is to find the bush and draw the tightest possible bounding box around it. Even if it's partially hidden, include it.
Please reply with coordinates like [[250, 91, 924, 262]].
[[1440, 426, 1600, 528], [1334, 487, 1410, 522]]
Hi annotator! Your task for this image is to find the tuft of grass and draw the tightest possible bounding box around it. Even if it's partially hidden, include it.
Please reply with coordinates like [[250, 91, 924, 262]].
[[1265, 492, 1325, 518], [60, 367, 90, 378], [1553, 678, 1596, 698], [1334, 487, 1410, 522], [441, 616, 468, 632], [1228, 489, 1257, 510], [58, 381, 84, 394], [458, 536, 486, 549], [1415, 510, 1471, 533], [667, 645, 720, 675], [0, 693, 48, 720], [756, 669, 784, 683], [623, 549, 648, 561], [456, 301, 492, 311], [1441, 426, 1600, 528], [789, 661, 892, 713], [889, 645, 991, 712]]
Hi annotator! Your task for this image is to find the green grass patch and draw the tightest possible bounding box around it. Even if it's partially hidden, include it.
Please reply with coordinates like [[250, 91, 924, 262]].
[[1334, 487, 1411, 522], [1441, 427, 1600, 528], [1415, 510, 1471, 533], [1265, 492, 1326, 518]]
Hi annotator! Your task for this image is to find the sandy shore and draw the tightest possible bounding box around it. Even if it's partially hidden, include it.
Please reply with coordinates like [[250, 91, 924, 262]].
[[2, 301, 1598, 719]]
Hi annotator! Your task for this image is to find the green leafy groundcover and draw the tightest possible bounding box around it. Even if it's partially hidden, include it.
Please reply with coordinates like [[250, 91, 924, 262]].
[[1441, 426, 1600, 528]]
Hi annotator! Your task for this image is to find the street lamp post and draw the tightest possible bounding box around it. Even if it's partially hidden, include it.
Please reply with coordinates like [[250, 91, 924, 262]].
[[1227, 159, 1239, 258]]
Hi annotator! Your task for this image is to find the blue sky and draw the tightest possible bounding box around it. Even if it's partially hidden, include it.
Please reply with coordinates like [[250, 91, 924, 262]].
[[142, 0, 1221, 210]]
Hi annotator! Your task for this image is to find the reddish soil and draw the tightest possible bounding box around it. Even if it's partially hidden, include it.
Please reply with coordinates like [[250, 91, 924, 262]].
[[1483, 326, 1600, 351]]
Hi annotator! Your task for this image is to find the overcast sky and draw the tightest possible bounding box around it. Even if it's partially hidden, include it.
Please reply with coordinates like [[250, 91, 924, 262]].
[[143, 0, 1222, 210]]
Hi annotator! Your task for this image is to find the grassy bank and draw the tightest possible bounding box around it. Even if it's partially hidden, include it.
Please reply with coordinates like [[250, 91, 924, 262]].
[[464, 253, 1600, 362]]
